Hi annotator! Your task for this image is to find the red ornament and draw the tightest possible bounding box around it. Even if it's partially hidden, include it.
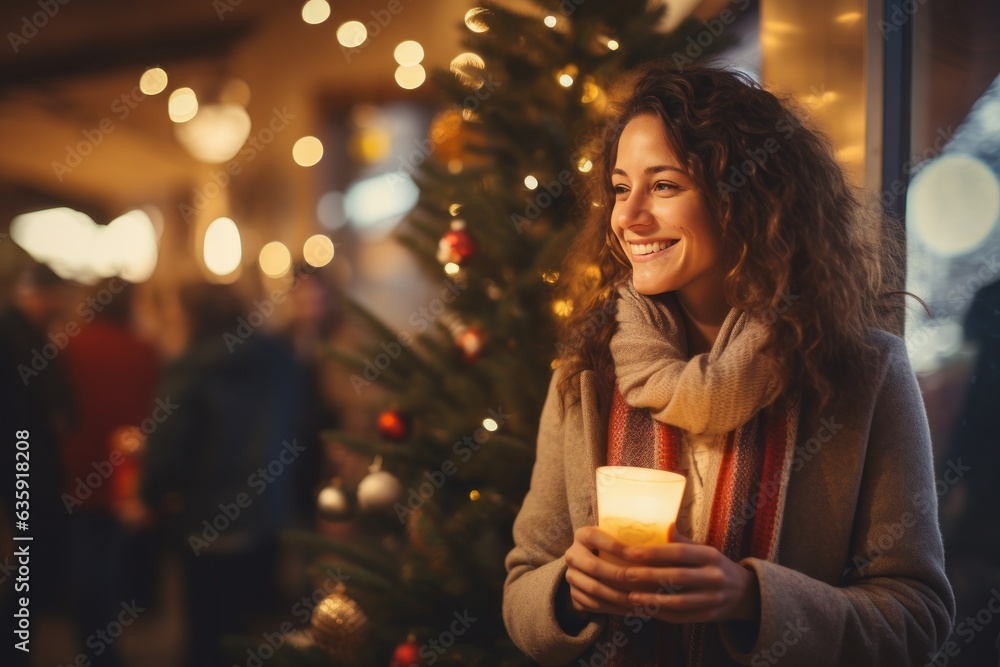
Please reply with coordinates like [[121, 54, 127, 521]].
[[391, 636, 421, 667], [436, 221, 476, 265], [377, 410, 410, 441], [455, 326, 486, 364]]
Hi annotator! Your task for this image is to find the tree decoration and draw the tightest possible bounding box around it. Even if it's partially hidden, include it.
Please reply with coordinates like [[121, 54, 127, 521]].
[[390, 634, 422, 667], [436, 219, 476, 265], [454, 325, 486, 364], [317, 478, 352, 522], [357, 455, 402, 512], [377, 409, 410, 441], [310, 588, 368, 662]]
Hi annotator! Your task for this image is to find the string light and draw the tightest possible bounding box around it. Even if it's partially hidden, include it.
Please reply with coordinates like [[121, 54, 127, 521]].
[[394, 40, 424, 66], [543, 15, 557, 28], [444, 262, 461, 276], [293, 136, 324, 167], [464, 7, 490, 32], [395, 64, 426, 89], [482, 418, 498, 431], [304, 234, 335, 267], [168, 88, 198, 123], [337, 21, 367, 48], [524, 175, 538, 189], [259, 241, 291, 278], [301, 0, 331, 24], [139, 67, 168, 95], [577, 157, 593, 173]]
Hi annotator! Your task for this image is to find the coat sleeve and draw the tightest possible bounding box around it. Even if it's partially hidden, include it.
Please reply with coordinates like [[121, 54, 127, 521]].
[[503, 371, 606, 665], [720, 335, 955, 665]]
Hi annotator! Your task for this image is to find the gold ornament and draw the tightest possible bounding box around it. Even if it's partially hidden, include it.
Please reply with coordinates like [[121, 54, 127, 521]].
[[310, 589, 368, 662]]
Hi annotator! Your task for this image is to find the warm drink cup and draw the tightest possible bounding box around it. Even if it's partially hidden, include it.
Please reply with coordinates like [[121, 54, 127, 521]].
[[595, 466, 686, 564]]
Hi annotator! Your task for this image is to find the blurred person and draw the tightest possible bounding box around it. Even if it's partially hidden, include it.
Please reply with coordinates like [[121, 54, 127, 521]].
[[283, 265, 342, 525], [0, 262, 77, 666], [942, 276, 1000, 667], [60, 279, 160, 667], [135, 282, 300, 667]]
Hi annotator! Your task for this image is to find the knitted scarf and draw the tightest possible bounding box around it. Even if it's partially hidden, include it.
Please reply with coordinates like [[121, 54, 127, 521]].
[[604, 283, 800, 667]]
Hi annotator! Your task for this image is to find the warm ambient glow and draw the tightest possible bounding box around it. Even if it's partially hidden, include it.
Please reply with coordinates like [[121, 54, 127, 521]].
[[168, 87, 198, 123], [394, 65, 426, 90], [464, 8, 490, 32], [293, 136, 324, 167], [909, 154, 1000, 257], [258, 241, 292, 278], [139, 67, 168, 95], [174, 104, 252, 163], [303, 234, 334, 267], [524, 175, 538, 190], [301, 0, 331, 25], [450, 52, 486, 89], [394, 40, 424, 66], [203, 217, 242, 276], [337, 21, 367, 48], [10, 208, 158, 284], [544, 15, 557, 28]]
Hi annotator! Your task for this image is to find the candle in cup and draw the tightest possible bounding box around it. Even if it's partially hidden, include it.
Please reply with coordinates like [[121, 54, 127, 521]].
[[596, 466, 686, 563]]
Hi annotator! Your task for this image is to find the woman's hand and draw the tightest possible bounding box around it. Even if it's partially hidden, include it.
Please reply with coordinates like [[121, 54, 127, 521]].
[[562, 526, 638, 619], [620, 527, 760, 624]]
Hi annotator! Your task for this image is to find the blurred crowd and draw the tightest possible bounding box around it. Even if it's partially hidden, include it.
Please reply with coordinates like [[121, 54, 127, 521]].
[[0, 252, 343, 667]]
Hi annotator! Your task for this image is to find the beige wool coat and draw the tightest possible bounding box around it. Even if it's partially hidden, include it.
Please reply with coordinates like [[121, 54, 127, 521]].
[[503, 330, 954, 666]]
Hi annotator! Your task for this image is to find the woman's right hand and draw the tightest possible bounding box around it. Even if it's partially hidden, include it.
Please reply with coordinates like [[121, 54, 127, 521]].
[[563, 526, 638, 617]]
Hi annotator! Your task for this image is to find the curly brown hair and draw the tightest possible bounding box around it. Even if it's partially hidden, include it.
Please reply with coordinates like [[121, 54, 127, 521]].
[[557, 62, 904, 413]]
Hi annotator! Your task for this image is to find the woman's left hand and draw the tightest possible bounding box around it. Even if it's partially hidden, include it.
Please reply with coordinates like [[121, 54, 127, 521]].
[[619, 527, 760, 624]]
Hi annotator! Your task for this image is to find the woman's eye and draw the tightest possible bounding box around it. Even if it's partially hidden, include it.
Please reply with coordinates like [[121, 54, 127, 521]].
[[613, 184, 629, 196], [654, 181, 678, 192]]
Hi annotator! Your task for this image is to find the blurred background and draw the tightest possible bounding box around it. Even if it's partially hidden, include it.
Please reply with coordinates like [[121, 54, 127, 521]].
[[0, 0, 997, 666]]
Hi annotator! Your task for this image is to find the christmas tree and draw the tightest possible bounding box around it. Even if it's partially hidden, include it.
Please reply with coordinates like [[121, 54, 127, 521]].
[[268, 2, 730, 665]]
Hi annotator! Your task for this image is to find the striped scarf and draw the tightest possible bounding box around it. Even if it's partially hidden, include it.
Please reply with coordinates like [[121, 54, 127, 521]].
[[605, 283, 800, 666]]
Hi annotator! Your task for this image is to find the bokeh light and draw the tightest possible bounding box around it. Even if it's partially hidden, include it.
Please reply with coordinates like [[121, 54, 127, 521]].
[[909, 154, 1000, 257], [304, 234, 335, 267], [168, 87, 198, 123], [203, 217, 242, 276], [139, 67, 168, 95], [259, 241, 292, 278], [293, 136, 324, 167]]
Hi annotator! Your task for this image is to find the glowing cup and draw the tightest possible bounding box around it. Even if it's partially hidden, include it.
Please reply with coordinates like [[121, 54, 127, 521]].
[[596, 466, 686, 562]]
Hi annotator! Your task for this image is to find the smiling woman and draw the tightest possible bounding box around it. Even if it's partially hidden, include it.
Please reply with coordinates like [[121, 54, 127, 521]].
[[502, 62, 954, 667]]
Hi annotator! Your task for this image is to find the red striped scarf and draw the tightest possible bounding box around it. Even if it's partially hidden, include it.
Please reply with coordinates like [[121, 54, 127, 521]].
[[604, 387, 798, 666]]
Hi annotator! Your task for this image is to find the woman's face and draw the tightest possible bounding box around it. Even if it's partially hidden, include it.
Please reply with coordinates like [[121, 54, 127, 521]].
[[610, 114, 724, 299]]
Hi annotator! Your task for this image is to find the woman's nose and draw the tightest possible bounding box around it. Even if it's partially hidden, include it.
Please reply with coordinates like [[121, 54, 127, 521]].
[[617, 191, 653, 228]]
